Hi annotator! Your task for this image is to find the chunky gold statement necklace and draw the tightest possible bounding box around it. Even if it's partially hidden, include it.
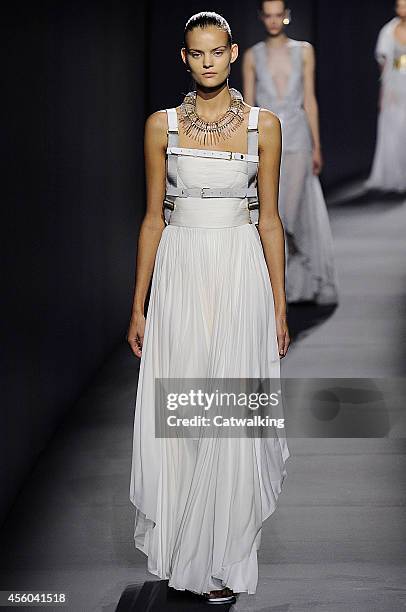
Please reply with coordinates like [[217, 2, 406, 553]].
[[178, 87, 245, 146]]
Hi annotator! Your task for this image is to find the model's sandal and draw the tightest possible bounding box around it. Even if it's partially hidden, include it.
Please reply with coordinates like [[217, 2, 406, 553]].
[[203, 587, 236, 604]]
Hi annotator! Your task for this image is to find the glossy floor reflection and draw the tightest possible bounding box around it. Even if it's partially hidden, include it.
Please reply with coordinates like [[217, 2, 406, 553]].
[[116, 580, 237, 610]]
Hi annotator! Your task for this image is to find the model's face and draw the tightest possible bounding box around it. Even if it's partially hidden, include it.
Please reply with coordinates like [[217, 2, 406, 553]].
[[181, 26, 238, 88], [396, 0, 406, 18], [260, 0, 287, 37]]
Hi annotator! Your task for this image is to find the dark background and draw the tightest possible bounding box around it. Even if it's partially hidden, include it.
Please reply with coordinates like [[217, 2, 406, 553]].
[[1, 0, 395, 525]]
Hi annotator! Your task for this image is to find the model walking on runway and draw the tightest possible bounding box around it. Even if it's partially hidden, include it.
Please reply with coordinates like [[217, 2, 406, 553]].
[[366, 0, 406, 193], [127, 11, 290, 605], [243, 0, 339, 304]]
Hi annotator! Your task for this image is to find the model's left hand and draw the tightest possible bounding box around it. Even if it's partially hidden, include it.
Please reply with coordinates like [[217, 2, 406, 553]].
[[276, 315, 290, 358], [312, 147, 323, 175]]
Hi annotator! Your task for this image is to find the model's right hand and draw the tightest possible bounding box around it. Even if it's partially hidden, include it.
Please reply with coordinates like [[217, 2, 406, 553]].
[[127, 313, 146, 358]]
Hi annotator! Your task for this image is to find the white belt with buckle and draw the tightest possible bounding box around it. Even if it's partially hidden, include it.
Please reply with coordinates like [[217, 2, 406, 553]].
[[166, 147, 259, 163]]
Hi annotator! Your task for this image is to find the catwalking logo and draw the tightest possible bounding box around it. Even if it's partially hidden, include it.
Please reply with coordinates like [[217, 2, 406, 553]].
[[166, 413, 285, 428]]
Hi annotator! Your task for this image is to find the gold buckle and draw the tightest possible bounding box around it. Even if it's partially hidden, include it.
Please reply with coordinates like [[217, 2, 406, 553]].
[[394, 54, 406, 70]]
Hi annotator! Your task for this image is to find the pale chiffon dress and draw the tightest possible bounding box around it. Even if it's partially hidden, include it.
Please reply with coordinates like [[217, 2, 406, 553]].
[[251, 38, 339, 304]]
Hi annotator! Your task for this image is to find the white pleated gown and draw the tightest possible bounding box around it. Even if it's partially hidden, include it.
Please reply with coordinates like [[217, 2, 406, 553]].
[[129, 153, 290, 596]]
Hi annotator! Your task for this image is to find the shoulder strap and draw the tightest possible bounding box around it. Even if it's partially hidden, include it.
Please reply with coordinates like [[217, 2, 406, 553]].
[[248, 106, 260, 129], [247, 107, 260, 156], [246, 106, 261, 225], [164, 108, 179, 225], [166, 108, 179, 147]]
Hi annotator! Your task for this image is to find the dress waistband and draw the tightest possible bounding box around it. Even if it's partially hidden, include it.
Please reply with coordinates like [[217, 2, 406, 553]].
[[167, 198, 252, 228]]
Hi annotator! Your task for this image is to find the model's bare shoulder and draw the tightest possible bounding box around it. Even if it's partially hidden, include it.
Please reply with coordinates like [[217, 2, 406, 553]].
[[301, 40, 315, 57], [144, 110, 168, 151], [257, 109, 281, 152], [258, 108, 281, 133], [145, 110, 168, 133]]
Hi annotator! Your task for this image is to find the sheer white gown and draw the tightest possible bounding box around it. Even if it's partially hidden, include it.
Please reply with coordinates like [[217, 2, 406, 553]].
[[251, 38, 339, 304], [129, 123, 290, 595], [366, 19, 406, 192]]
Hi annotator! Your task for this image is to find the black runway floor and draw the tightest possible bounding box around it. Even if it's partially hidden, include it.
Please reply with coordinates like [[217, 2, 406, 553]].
[[1, 189, 406, 611]]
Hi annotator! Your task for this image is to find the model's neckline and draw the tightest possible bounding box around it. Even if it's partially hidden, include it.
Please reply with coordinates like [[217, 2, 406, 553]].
[[261, 38, 295, 102], [393, 22, 406, 47]]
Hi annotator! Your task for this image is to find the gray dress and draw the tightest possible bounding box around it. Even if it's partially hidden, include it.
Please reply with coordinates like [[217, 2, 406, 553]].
[[251, 38, 339, 304]]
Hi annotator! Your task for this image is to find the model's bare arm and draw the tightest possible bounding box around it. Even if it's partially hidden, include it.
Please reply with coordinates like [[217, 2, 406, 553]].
[[376, 57, 386, 110], [242, 48, 256, 106], [257, 109, 290, 357], [127, 110, 167, 357], [302, 43, 323, 174]]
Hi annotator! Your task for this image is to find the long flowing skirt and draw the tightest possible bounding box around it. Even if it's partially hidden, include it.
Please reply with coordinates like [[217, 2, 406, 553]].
[[129, 222, 290, 595], [278, 150, 339, 304]]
